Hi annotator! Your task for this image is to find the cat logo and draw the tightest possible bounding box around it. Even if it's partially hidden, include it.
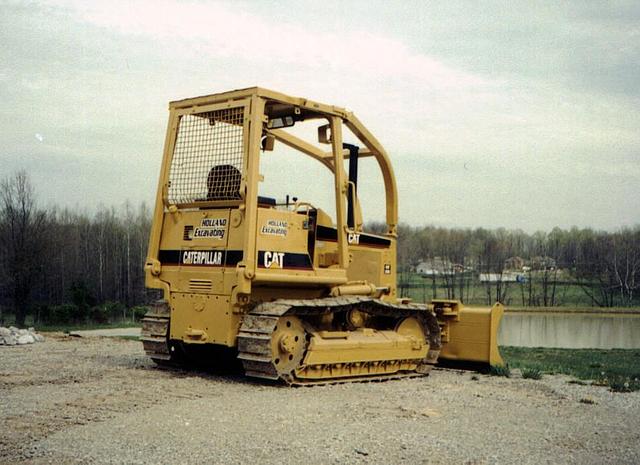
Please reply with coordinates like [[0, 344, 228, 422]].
[[264, 251, 285, 269], [347, 233, 361, 244]]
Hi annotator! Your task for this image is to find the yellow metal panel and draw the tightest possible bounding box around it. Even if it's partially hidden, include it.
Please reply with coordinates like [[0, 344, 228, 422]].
[[170, 293, 239, 346], [438, 303, 505, 366], [304, 329, 427, 365], [158, 210, 230, 250], [255, 208, 308, 257]]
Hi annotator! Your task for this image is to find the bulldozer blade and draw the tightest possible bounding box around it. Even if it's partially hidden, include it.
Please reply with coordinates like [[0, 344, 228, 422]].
[[437, 302, 504, 368]]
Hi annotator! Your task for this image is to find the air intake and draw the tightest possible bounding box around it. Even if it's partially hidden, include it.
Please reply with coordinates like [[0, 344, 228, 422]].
[[189, 279, 212, 292], [183, 225, 194, 241]]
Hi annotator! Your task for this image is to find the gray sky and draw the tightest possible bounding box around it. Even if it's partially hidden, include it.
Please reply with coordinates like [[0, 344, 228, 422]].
[[1, 0, 638, 232]]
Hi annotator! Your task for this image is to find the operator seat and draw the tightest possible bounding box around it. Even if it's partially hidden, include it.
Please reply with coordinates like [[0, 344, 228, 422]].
[[206, 164, 242, 200]]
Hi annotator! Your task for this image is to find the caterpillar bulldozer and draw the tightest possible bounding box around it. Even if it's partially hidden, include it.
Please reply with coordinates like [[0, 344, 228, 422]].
[[141, 87, 503, 384]]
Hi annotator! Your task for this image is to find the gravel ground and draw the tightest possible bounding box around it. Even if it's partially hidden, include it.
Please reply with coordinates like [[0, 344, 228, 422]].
[[1, 335, 639, 465]]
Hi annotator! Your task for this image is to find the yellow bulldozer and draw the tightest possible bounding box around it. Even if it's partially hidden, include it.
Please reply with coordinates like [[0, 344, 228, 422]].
[[141, 87, 503, 384]]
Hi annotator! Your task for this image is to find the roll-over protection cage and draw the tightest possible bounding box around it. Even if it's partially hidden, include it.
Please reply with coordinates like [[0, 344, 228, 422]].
[[146, 87, 399, 291]]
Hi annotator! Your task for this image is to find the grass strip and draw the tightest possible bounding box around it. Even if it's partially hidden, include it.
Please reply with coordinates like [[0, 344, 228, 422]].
[[501, 346, 640, 392], [35, 321, 141, 332]]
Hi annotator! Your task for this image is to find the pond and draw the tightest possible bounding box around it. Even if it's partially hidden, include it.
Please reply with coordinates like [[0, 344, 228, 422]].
[[498, 311, 640, 349]]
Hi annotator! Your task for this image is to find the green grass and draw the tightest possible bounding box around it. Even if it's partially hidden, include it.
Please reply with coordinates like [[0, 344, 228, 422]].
[[34, 320, 141, 332], [501, 346, 640, 392]]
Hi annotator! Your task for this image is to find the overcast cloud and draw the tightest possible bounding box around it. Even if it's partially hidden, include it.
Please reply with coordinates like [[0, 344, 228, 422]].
[[1, 0, 638, 231]]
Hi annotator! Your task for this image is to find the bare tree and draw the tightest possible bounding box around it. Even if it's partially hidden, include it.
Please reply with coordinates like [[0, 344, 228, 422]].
[[476, 228, 512, 305], [0, 171, 47, 326], [611, 229, 640, 305]]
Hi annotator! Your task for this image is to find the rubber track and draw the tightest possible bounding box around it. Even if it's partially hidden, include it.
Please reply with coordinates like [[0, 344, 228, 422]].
[[236, 296, 442, 385]]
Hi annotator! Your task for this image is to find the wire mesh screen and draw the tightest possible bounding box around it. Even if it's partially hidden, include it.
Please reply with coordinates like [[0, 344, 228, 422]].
[[167, 107, 245, 204]]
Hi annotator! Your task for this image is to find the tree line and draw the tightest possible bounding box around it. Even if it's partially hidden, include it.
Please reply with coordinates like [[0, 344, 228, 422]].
[[386, 223, 640, 308], [0, 171, 157, 326], [1, 171, 638, 326]]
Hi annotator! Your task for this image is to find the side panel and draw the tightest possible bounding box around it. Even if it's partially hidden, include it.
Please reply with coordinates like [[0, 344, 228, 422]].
[[314, 223, 398, 299], [348, 243, 396, 300], [255, 208, 311, 272]]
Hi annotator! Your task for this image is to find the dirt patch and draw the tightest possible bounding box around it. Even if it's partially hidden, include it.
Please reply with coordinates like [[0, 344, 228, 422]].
[[1, 335, 639, 464]]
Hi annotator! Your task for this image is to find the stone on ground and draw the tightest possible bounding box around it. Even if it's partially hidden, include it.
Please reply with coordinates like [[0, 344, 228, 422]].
[[0, 326, 45, 346]]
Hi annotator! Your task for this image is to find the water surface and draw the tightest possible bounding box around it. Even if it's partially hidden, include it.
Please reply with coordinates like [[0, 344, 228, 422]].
[[498, 311, 640, 349]]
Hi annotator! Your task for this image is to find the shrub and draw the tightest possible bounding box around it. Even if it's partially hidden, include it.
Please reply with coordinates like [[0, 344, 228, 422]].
[[608, 376, 640, 393], [103, 301, 126, 321], [522, 368, 543, 380], [89, 305, 110, 324], [489, 364, 511, 378], [131, 306, 150, 321]]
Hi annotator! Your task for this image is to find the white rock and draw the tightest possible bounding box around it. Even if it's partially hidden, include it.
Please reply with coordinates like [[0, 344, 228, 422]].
[[0, 326, 44, 346], [17, 334, 35, 344]]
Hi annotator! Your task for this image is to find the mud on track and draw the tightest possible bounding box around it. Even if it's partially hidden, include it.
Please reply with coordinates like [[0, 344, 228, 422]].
[[1, 334, 639, 464]]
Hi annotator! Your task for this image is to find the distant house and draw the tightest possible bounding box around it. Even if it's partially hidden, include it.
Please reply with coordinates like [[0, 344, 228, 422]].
[[504, 256, 525, 271], [416, 257, 466, 276]]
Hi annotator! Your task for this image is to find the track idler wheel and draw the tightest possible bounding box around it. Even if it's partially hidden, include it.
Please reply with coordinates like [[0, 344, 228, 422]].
[[395, 316, 433, 375], [395, 317, 425, 348], [271, 316, 307, 379]]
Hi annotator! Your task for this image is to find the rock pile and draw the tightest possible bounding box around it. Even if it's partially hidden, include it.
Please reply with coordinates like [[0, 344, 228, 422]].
[[0, 326, 45, 346]]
